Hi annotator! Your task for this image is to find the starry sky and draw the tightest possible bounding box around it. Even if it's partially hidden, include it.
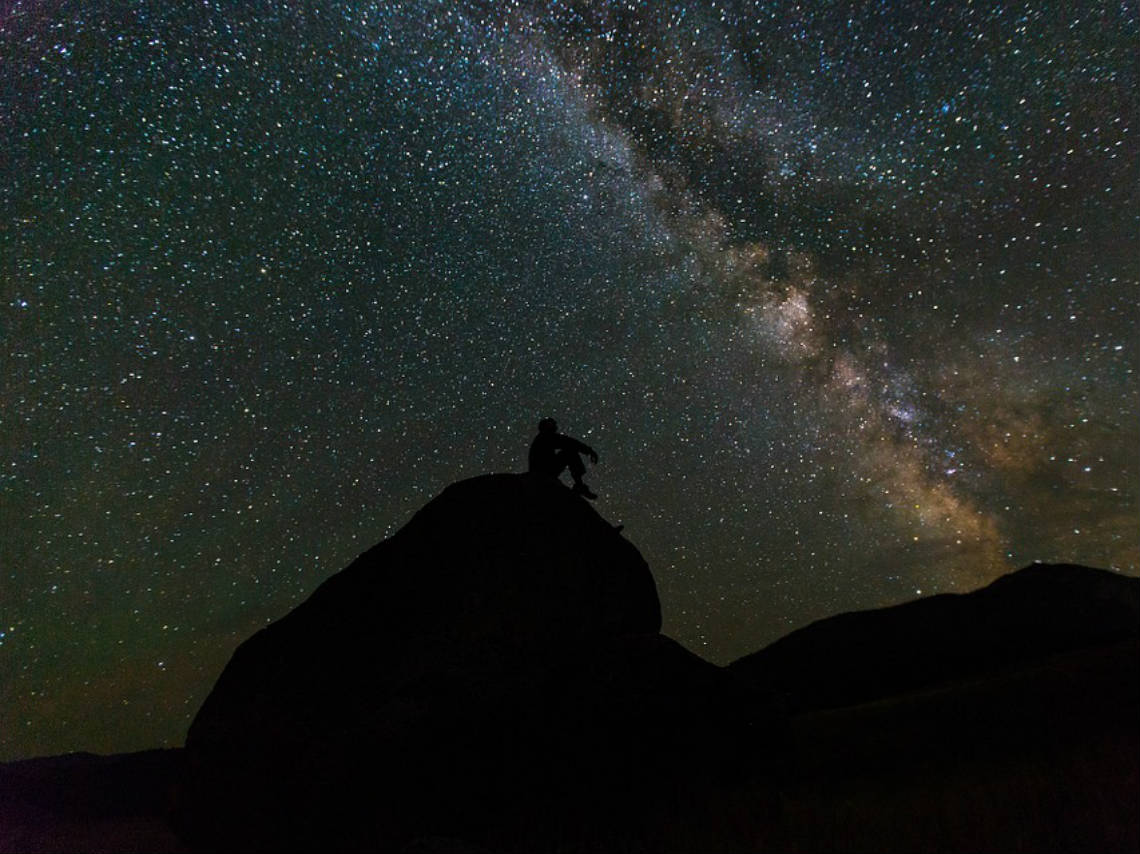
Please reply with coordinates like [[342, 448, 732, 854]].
[[2, 0, 1137, 761]]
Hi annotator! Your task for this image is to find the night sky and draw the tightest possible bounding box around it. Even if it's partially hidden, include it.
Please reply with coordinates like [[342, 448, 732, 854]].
[[2, 0, 1136, 761]]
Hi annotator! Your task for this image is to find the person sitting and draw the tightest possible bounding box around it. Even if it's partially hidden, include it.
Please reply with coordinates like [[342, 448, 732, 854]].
[[528, 417, 599, 500]]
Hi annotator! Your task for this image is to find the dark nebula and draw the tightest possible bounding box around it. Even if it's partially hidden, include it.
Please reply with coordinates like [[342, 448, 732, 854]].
[[1, 0, 1136, 760]]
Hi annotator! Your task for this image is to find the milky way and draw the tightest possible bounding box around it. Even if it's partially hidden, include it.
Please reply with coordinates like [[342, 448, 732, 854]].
[[2, 0, 1137, 760]]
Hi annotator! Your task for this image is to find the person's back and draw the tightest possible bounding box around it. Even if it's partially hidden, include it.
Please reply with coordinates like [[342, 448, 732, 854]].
[[528, 428, 562, 477]]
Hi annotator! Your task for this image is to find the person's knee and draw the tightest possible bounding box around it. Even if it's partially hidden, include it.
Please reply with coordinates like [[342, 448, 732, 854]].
[[546, 450, 566, 474]]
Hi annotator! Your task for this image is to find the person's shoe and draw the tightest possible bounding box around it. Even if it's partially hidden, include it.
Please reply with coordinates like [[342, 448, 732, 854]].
[[572, 482, 598, 500]]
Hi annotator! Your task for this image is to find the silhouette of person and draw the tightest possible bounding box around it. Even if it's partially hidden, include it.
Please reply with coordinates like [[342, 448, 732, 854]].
[[528, 417, 599, 500]]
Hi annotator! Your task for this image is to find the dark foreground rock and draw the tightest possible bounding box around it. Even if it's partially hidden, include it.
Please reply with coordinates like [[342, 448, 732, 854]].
[[729, 562, 1140, 712], [7, 632, 1135, 854], [175, 474, 768, 852], [4, 531, 1136, 853], [772, 636, 1139, 854]]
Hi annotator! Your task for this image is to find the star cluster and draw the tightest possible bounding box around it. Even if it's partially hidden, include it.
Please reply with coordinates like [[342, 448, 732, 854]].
[[1, 0, 1136, 760]]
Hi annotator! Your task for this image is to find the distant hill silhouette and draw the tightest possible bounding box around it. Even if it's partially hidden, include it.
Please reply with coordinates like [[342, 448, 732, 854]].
[[728, 562, 1140, 712], [175, 474, 769, 851]]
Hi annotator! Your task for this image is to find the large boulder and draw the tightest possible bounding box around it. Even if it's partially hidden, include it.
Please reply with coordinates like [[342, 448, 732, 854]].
[[176, 474, 761, 851]]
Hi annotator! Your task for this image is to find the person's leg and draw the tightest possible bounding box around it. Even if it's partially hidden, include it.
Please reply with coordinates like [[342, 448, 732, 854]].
[[551, 449, 572, 478], [551, 450, 596, 498], [565, 451, 586, 484], [565, 452, 596, 499]]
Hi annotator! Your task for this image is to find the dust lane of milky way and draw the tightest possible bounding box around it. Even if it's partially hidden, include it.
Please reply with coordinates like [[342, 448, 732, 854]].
[[1, 0, 1136, 761]]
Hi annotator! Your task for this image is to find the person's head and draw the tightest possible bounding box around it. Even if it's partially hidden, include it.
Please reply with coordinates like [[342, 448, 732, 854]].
[[538, 417, 557, 434]]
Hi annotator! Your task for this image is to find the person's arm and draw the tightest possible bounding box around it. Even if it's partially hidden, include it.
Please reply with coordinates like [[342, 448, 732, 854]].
[[563, 435, 598, 463]]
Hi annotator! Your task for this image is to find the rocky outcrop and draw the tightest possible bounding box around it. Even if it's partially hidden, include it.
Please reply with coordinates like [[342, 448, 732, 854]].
[[728, 562, 1140, 712], [176, 474, 763, 851]]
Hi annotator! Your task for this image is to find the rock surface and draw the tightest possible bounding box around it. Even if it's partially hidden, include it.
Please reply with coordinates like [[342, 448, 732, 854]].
[[177, 474, 760, 851]]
